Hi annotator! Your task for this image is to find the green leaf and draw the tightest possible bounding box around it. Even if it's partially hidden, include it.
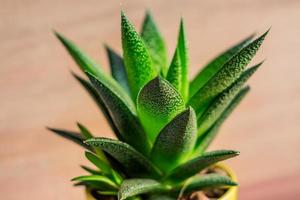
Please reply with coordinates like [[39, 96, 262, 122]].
[[194, 87, 250, 154], [55, 32, 133, 116], [81, 165, 102, 175], [167, 19, 189, 101], [189, 34, 254, 98], [141, 11, 168, 76], [85, 151, 123, 185], [77, 123, 93, 139], [119, 179, 166, 200], [166, 150, 239, 182], [188, 30, 268, 115], [54, 31, 102, 77], [166, 48, 182, 95], [197, 63, 261, 136], [85, 138, 162, 178], [78, 123, 108, 161], [72, 175, 118, 190], [94, 190, 118, 196], [150, 107, 197, 173], [85, 151, 112, 175], [47, 127, 92, 151], [121, 11, 157, 100], [179, 174, 237, 194], [72, 73, 122, 139], [87, 73, 150, 155], [137, 76, 185, 143], [105, 45, 130, 93], [166, 20, 191, 99]]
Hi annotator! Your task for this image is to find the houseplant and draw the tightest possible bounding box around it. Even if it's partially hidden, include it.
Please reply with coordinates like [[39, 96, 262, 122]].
[[49, 10, 268, 200]]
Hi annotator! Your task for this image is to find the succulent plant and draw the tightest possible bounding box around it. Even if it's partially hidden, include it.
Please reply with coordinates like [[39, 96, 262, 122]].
[[49, 10, 268, 200]]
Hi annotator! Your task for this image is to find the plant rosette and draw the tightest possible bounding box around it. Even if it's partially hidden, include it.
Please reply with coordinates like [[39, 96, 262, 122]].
[[49, 9, 267, 200], [85, 164, 237, 200]]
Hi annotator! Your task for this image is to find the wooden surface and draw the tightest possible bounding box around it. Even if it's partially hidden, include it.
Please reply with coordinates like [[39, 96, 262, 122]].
[[1, 0, 300, 199]]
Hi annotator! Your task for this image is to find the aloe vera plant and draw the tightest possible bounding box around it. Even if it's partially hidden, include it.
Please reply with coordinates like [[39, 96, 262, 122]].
[[49, 10, 268, 200]]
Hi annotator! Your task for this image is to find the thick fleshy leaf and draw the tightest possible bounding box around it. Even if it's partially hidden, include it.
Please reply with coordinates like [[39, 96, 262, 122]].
[[197, 63, 261, 136], [189, 34, 254, 98], [94, 190, 118, 196], [72, 73, 122, 139], [121, 11, 157, 100], [47, 127, 92, 151], [77, 123, 93, 139], [105, 45, 130, 93], [85, 151, 112, 175], [179, 174, 237, 194], [119, 179, 167, 200], [72, 175, 118, 190], [87, 73, 150, 155], [137, 76, 185, 143], [55, 31, 102, 77], [74, 181, 109, 189], [168, 19, 188, 101], [188, 30, 268, 115], [141, 11, 168, 76], [78, 123, 108, 160], [166, 48, 182, 94], [166, 150, 239, 182], [85, 151, 123, 185], [150, 107, 197, 173], [55, 32, 132, 114], [81, 165, 102, 175], [194, 87, 250, 154], [85, 138, 162, 178]]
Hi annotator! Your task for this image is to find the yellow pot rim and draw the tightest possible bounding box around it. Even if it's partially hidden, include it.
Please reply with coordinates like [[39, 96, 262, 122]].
[[216, 163, 238, 200], [86, 163, 238, 200]]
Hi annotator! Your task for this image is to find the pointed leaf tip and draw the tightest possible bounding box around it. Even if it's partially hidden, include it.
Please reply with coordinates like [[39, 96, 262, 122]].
[[166, 49, 181, 91], [121, 10, 125, 17], [197, 61, 262, 136], [141, 10, 168, 76], [189, 30, 268, 115], [167, 150, 239, 182], [194, 86, 250, 154], [181, 174, 238, 194], [47, 127, 92, 151], [105, 45, 130, 93], [77, 122, 93, 140], [189, 33, 255, 98], [71, 175, 118, 189], [170, 18, 189, 101], [122, 11, 157, 100], [137, 76, 185, 143], [54, 31, 102, 77], [150, 107, 197, 172]]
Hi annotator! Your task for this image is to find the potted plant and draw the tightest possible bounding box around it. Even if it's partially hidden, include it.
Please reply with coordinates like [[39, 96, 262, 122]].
[[48, 10, 268, 200]]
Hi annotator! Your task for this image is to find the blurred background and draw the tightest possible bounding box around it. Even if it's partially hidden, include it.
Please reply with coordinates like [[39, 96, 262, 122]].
[[1, 0, 300, 199]]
